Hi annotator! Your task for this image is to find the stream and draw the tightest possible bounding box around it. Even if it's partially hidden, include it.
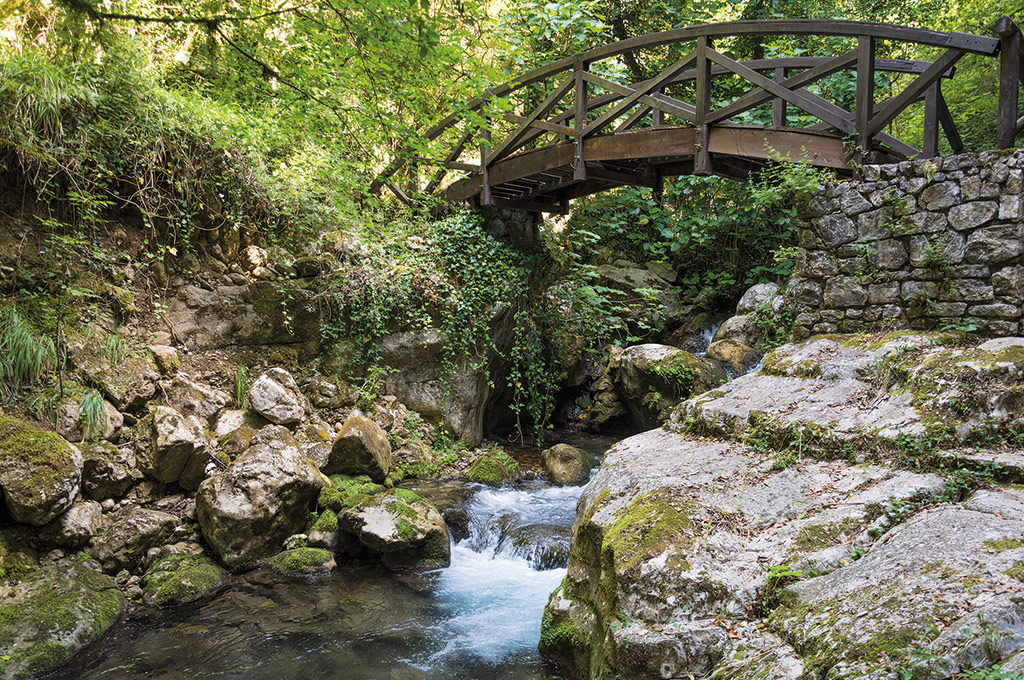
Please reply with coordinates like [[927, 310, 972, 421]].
[[45, 436, 611, 680]]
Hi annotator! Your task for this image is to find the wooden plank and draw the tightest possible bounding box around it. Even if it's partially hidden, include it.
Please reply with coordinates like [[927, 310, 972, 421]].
[[996, 17, 1022, 149], [489, 75, 575, 164], [922, 81, 939, 158], [583, 51, 696, 138], [574, 58, 587, 181], [855, 35, 876, 155], [585, 164, 658, 188], [705, 50, 856, 124], [707, 127, 850, 168], [937, 90, 964, 152], [694, 36, 713, 174], [866, 48, 964, 137], [480, 122, 492, 206], [502, 114, 580, 138], [773, 67, 786, 127], [493, 197, 562, 213]]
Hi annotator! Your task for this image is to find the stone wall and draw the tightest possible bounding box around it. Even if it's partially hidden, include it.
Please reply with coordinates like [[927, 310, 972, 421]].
[[791, 149, 1024, 337]]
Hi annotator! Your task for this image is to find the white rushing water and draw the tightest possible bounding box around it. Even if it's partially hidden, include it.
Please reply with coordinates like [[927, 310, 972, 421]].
[[419, 482, 585, 671]]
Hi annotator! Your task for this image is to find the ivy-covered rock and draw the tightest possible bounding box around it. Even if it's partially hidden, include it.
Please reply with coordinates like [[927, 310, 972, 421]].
[[0, 415, 82, 526], [141, 552, 225, 607], [264, 547, 336, 576], [0, 561, 124, 680], [614, 344, 725, 429], [340, 488, 450, 569], [325, 415, 392, 483], [196, 425, 322, 571], [248, 367, 306, 425], [540, 443, 595, 486], [466, 447, 519, 485]]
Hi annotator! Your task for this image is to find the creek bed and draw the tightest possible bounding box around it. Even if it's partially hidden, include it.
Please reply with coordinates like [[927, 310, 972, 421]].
[[44, 472, 597, 679]]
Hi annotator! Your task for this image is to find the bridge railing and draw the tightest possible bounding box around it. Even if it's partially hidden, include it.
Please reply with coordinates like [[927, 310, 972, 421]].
[[372, 18, 1020, 208]]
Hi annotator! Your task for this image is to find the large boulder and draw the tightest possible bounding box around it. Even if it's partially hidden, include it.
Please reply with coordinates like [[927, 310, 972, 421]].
[[704, 338, 761, 374], [55, 397, 123, 442], [340, 489, 451, 569], [541, 444, 595, 486], [264, 547, 336, 576], [165, 373, 229, 427], [138, 406, 208, 490], [0, 416, 82, 526], [326, 415, 392, 482], [0, 561, 124, 680], [88, 507, 179, 573], [735, 282, 779, 315], [40, 500, 104, 550], [711, 313, 763, 348], [196, 426, 322, 571], [614, 344, 725, 429], [466, 447, 520, 485], [248, 368, 306, 425], [68, 335, 159, 413], [80, 442, 137, 501]]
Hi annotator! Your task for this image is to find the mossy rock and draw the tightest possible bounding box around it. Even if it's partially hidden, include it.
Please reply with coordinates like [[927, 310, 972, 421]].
[[265, 547, 336, 576], [141, 553, 225, 607], [340, 489, 451, 569], [0, 415, 83, 526], [466, 448, 519, 485], [0, 561, 124, 680]]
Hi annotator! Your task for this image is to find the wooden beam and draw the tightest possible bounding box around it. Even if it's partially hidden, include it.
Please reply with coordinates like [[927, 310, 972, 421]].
[[583, 51, 696, 138], [489, 75, 575, 164], [583, 71, 697, 122], [937, 90, 964, 152], [996, 16, 1022, 149], [922, 81, 939, 158], [866, 48, 964, 137], [585, 163, 658, 188], [425, 129, 473, 194], [694, 36, 713, 174], [773, 67, 787, 127], [502, 114, 580, 138], [706, 50, 857, 124], [855, 35, 876, 157], [480, 121, 492, 206]]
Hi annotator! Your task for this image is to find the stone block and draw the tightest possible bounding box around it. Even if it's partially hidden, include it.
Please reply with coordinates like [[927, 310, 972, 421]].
[[965, 224, 1023, 264], [948, 201, 998, 231], [919, 182, 960, 210], [871, 239, 909, 270], [868, 282, 900, 304], [824, 278, 868, 308], [908, 232, 966, 267], [992, 266, 1024, 298], [967, 303, 1020, 319], [999, 195, 1022, 220], [814, 214, 857, 245], [839, 191, 873, 215]]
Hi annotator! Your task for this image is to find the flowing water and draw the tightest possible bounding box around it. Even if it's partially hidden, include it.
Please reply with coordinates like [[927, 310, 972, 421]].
[[47, 479, 588, 680]]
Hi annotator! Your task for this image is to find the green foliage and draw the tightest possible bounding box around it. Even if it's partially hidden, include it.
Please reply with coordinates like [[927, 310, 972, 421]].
[[77, 390, 107, 440], [233, 365, 250, 408], [753, 297, 797, 351], [763, 563, 802, 611], [0, 307, 56, 401]]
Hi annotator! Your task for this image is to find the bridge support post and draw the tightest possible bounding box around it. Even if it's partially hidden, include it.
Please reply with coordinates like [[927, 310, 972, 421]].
[[481, 119, 493, 206], [694, 36, 713, 174], [996, 17, 1022, 150], [923, 81, 939, 158], [773, 67, 787, 127], [574, 56, 588, 181], [855, 35, 876, 161]]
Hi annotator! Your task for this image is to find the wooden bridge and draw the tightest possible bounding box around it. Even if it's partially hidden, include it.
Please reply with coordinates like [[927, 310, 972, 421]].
[[372, 18, 1024, 213]]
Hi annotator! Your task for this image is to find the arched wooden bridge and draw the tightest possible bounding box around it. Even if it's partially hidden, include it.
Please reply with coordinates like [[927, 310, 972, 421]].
[[372, 18, 1024, 213]]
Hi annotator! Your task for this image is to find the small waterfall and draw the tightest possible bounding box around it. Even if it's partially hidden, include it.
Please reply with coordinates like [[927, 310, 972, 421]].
[[694, 318, 726, 357]]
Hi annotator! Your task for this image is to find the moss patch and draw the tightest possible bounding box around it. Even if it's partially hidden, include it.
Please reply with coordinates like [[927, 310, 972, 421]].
[[266, 547, 334, 575], [141, 553, 225, 607], [310, 509, 338, 533], [983, 537, 1024, 552], [602, 488, 696, 574], [466, 448, 519, 485]]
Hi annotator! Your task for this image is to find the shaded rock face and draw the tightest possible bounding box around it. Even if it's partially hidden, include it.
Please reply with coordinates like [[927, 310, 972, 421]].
[[160, 280, 322, 356], [0, 416, 82, 526], [165, 373, 229, 427], [613, 344, 725, 429], [541, 444, 594, 486], [80, 442, 137, 501], [139, 406, 207, 489], [0, 561, 124, 680], [196, 426, 322, 571], [704, 338, 761, 375], [248, 368, 306, 425], [339, 489, 451, 569], [326, 415, 392, 482], [41, 500, 104, 550]]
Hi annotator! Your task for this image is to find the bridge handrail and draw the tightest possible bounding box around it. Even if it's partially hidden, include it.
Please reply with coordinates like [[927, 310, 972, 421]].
[[371, 19, 1017, 202]]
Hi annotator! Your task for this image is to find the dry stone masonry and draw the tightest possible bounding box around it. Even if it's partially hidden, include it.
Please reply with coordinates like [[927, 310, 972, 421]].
[[793, 150, 1024, 337]]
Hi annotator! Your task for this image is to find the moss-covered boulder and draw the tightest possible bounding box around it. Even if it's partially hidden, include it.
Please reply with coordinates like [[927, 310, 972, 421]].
[[265, 547, 336, 576], [325, 415, 392, 483], [540, 444, 595, 486], [0, 561, 124, 680], [0, 416, 82, 526], [704, 338, 762, 375], [196, 425, 322, 571], [466, 447, 519, 485], [614, 344, 725, 429], [340, 488, 450, 569], [141, 552, 225, 607]]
